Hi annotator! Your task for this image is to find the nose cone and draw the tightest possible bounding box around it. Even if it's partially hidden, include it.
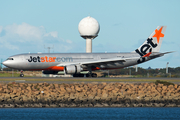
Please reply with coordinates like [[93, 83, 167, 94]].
[[2, 60, 14, 68], [2, 60, 9, 67], [3, 59, 21, 69]]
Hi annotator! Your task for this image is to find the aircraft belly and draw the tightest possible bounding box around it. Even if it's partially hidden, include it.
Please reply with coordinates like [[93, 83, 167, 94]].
[[22, 62, 59, 70]]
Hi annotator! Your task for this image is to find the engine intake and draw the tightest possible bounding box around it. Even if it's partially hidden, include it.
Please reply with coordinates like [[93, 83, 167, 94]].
[[65, 65, 82, 74]]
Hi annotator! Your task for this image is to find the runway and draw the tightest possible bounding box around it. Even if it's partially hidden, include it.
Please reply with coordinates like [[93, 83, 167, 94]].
[[0, 77, 180, 84]]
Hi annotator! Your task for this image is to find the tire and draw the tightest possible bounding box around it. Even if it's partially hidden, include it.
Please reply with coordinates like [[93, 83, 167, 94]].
[[92, 73, 97, 77], [86, 74, 90, 77], [20, 74, 24, 77], [73, 74, 84, 77]]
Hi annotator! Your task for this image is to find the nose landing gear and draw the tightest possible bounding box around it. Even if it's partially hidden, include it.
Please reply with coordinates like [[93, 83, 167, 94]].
[[20, 70, 24, 77]]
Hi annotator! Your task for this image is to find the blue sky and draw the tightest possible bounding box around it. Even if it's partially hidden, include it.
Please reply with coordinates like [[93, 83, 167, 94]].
[[0, 0, 180, 69]]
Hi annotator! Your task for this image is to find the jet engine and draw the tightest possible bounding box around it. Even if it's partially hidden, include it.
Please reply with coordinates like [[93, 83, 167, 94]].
[[42, 70, 59, 74], [64, 65, 82, 74]]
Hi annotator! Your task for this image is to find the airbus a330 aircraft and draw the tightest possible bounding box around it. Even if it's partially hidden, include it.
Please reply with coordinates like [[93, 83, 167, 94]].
[[3, 26, 171, 77]]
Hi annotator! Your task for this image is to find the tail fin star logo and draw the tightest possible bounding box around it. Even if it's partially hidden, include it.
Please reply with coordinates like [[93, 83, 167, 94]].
[[135, 26, 166, 64], [153, 27, 164, 44]]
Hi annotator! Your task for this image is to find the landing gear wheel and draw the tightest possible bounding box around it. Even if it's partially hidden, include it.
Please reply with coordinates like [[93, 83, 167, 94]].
[[86, 74, 90, 77], [20, 74, 24, 77], [91, 73, 97, 77], [20, 70, 24, 77], [73, 74, 85, 77]]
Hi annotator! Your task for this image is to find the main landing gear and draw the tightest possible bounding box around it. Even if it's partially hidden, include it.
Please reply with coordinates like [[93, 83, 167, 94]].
[[91, 73, 97, 77], [73, 73, 97, 77], [20, 70, 24, 77]]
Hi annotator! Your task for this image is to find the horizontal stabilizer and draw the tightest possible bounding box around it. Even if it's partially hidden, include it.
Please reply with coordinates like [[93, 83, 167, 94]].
[[148, 51, 174, 59]]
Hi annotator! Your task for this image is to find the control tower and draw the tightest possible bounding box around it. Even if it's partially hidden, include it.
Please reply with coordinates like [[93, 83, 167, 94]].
[[78, 16, 100, 53]]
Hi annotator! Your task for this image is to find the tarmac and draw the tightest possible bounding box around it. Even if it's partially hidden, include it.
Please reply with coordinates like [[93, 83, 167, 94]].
[[0, 77, 180, 84]]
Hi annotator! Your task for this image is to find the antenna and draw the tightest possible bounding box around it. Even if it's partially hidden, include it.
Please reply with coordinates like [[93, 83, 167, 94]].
[[44, 45, 54, 53]]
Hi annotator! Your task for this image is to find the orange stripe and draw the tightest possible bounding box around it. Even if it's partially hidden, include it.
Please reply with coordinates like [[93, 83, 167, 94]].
[[45, 66, 64, 71], [30, 66, 64, 71], [143, 52, 151, 57]]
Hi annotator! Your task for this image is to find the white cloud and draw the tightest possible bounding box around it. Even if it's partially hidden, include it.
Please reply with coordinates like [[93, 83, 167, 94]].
[[4, 23, 45, 42], [66, 39, 72, 44], [44, 31, 58, 38], [0, 40, 19, 50], [0, 23, 74, 58]]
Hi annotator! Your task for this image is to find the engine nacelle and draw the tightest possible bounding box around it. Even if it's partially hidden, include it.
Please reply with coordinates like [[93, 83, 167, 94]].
[[65, 65, 82, 74], [42, 70, 58, 74]]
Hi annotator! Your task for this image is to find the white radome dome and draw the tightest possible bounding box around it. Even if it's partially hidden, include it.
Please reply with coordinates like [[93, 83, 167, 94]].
[[78, 16, 100, 37]]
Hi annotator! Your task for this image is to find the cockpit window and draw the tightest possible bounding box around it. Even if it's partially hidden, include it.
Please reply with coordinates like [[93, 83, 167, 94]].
[[7, 58, 14, 60]]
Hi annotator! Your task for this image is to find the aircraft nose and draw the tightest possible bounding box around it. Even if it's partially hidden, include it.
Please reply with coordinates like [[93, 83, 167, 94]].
[[2, 61, 10, 67], [2, 59, 19, 69]]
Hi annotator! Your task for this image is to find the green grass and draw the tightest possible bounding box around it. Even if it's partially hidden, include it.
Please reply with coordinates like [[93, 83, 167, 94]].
[[0, 72, 32, 77], [0, 72, 20, 77]]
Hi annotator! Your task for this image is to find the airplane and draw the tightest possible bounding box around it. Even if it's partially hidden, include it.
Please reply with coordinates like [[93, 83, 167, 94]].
[[2, 26, 172, 77]]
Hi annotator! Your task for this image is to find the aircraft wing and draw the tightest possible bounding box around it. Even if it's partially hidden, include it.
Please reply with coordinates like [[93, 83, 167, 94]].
[[57, 52, 173, 67], [80, 57, 135, 65], [57, 57, 140, 67]]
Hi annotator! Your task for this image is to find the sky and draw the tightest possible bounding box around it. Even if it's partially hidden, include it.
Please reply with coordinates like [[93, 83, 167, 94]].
[[0, 0, 180, 69]]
